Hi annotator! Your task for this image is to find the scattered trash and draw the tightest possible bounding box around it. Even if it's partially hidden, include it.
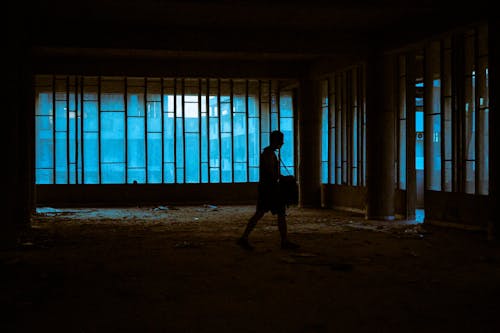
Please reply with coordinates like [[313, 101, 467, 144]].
[[153, 206, 170, 211], [281, 257, 297, 264], [357, 257, 372, 264], [196, 204, 219, 212], [174, 241, 203, 248], [408, 251, 419, 257], [204, 204, 218, 211], [35, 207, 63, 217], [174, 241, 194, 248]]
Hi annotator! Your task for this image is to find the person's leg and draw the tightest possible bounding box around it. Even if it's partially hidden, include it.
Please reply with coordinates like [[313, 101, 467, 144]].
[[242, 210, 265, 239], [277, 213, 300, 250], [237, 210, 265, 250], [277, 214, 288, 243]]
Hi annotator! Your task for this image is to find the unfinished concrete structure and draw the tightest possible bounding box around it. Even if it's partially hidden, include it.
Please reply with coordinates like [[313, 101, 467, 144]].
[[6, 2, 496, 240]]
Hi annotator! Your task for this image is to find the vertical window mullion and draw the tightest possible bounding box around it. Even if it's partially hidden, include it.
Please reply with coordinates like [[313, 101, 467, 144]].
[[245, 80, 250, 182], [452, 36, 461, 193], [51, 75, 56, 183], [276, 81, 280, 132], [277, 82, 281, 161], [198, 79, 202, 183], [74, 77, 79, 184], [327, 77, 332, 184], [182, 79, 186, 183], [347, 70, 352, 186], [144, 77, 148, 183], [335, 74, 340, 184], [342, 72, 347, 185], [268, 80, 272, 131], [477, 25, 489, 195], [357, 67, 362, 185], [463, 32, 475, 194], [258, 80, 262, 151], [218, 79, 222, 182], [66, 76, 70, 184], [173, 78, 177, 183], [124, 77, 128, 183], [330, 74, 336, 185], [230, 79, 234, 183], [80, 77, 85, 184], [363, 65, 367, 186], [440, 40, 446, 191], [474, 28, 481, 195], [160, 78, 165, 184], [206, 78, 211, 183], [97, 76, 102, 184]]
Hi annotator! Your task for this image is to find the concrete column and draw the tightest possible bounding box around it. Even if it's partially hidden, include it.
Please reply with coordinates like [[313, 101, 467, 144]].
[[365, 52, 396, 220], [3, 17, 34, 249], [297, 79, 322, 208], [489, 18, 498, 239], [405, 52, 417, 220]]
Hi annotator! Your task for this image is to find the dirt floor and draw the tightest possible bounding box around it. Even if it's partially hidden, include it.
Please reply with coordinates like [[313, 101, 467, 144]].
[[2, 205, 500, 332]]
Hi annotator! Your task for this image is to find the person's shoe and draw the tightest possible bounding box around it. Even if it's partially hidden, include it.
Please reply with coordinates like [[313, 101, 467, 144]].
[[237, 237, 254, 251], [281, 240, 300, 250]]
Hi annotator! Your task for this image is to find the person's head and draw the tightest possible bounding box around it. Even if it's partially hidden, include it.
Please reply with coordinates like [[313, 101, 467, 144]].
[[270, 130, 284, 149]]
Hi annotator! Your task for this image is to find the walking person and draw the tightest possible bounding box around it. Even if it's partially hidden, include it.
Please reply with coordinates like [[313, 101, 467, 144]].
[[237, 130, 300, 251]]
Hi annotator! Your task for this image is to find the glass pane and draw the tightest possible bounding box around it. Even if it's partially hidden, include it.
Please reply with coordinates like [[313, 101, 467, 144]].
[[148, 132, 162, 183], [128, 168, 146, 184], [127, 92, 145, 117], [83, 132, 99, 184], [147, 101, 162, 133], [55, 131, 67, 184], [221, 132, 232, 183], [128, 117, 145, 168], [233, 113, 247, 163], [185, 133, 200, 183], [164, 163, 175, 183], [234, 162, 247, 183], [280, 117, 294, 175], [102, 163, 125, 184], [465, 161, 475, 194], [83, 101, 98, 132], [101, 112, 125, 163]]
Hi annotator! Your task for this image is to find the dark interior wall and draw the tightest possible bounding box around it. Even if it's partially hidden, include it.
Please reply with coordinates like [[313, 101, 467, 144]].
[[5, 13, 35, 247], [36, 183, 258, 207], [425, 191, 489, 230], [321, 185, 366, 213]]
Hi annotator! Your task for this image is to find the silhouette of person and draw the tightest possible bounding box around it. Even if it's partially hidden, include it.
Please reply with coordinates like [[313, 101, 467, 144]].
[[237, 130, 300, 251]]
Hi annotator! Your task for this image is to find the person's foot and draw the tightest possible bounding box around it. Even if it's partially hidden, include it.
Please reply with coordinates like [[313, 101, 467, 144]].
[[281, 240, 300, 250], [237, 237, 254, 251]]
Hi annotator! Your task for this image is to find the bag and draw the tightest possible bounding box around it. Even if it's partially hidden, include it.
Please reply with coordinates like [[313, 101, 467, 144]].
[[279, 175, 299, 206]]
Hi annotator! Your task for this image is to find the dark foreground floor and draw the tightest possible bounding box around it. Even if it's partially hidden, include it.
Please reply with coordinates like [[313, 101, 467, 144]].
[[2, 206, 500, 333]]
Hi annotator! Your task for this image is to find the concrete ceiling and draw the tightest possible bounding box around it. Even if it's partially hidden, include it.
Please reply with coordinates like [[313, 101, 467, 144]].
[[19, 1, 489, 60]]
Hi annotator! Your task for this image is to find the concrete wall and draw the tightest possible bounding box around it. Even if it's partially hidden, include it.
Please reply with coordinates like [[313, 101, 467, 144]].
[[36, 184, 258, 207], [425, 191, 490, 230], [321, 185, 366, 213]]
